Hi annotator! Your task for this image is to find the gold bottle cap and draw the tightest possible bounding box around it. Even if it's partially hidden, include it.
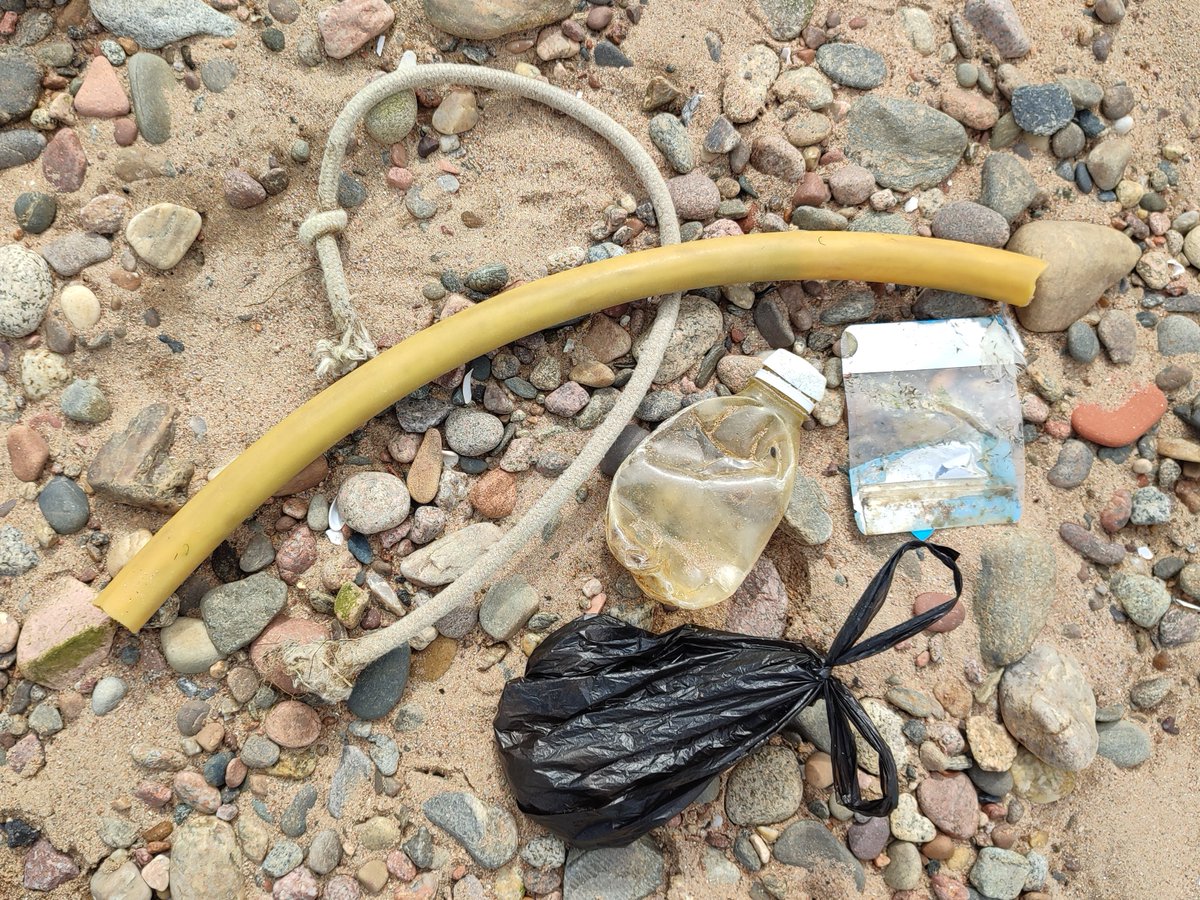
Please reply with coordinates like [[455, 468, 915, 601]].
[[752, 350, 826, 413]]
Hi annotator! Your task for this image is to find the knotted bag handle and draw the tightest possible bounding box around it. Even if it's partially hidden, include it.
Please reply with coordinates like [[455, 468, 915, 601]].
[[817, 540, 963, 816]]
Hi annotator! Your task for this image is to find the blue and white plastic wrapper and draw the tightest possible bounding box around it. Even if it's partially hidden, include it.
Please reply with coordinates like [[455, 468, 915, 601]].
[[841, 316, 1026, 536]]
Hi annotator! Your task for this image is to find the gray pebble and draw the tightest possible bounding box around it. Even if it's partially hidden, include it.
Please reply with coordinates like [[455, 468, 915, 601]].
[[1129, 487, 1172, 525], [1066, 321, 1099, 363], [60, 379, 112, 423], [240, 733, 281, 768], [820, 292, 875, 325], [465, 263, 508, 295], [1097, 311, 1137, 364], [1157, 315, 1200, 356], [279, 785, 318, 838], [1047, 440, 1093, 489], [648, 113, 694, 174], [261, 839, 303, 877], [337, 174, 367, 208], [1011, 84, 1074, 135], [479, 577, 540, 641], [14, 192, 57, 235], [816, 43, 886, 90], [444, 408, 504, 457], [37, 476, 90, 534], [308, 828, 342, 875], [91, 676, 128, 715]]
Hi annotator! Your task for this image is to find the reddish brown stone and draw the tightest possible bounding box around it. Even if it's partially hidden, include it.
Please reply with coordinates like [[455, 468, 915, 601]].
[[1100, 489, 1132, 533], [113, 118, 138, 146], [1070, 384, 1167, 448], [916, 772, 978, 839], [724, 556, 788, 638], [1176, 480, 1200, 514], [74, 56, 131, 118], [263, 699, 322, 748], [42, 128, 88, 193], [468, 468, 517, 519], [275, 525, 317, 584], [791, 172, 830, 207], [22, 838, 79, 891], [914, 591, 965, 633], [273, 455, 328, 496], [7, 423, 49, 482]]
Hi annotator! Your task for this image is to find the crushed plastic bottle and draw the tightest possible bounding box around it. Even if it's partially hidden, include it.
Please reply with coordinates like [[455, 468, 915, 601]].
[[606, 350, 825, 609]]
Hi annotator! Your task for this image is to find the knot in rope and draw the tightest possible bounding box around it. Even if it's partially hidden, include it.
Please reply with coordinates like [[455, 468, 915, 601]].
[[299, 209, 348, 246]]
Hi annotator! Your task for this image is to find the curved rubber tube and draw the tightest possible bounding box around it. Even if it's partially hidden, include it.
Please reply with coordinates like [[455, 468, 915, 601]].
[[96, 233, 1044, 631]]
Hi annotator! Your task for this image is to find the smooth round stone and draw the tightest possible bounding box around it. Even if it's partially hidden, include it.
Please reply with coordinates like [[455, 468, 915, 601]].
[[1066, 321, 1100, 363], [337, 173, 367, 208], [161, 618, 223, 675], [347, 644, 411, 721], [930, 200, 1009, 248], [14, 192, 57, 234], [365, 91, 417, 145], [444, 408, 504, 457], [60, 379, 112, 423], [0, 244, 53, 338], [127, 52, 174, 145], [264, 700, 322, 749], [58, 284, 102, 330], [337, 472, 411, 534], [91, 676, 128, 715], [37, 476, 90, 534], [816, 43, 886, 89]]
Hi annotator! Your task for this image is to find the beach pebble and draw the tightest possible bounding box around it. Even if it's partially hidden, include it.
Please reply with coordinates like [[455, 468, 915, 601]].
[[200, 58, 238, 93], [1000, 644, 1097, 771], [90, 676, 127, 716], [939, 88, 1000, 130], [970, 847, 1031, 900], [964, 0, 1030, 58], [41, 129, 88, 193], [37, 477, 89, 534], [432, 90, 479, 135], [127, 52, 174, 145], [724, 46, 781, 123], [563, 840, 664, 899], [265, 700, 322, 749], [444, 408, 504, 456], [667, 170, 721, 220], [816, 43, 886, 90], [0, 244, 53, 338], [347, 644, 410, 720], [593, 40, 633, 67], [224, 170, 266, 209], [1010, 84, 1074, 136], [1047, 440, 1094, 489], [89, 0, 236, 48], [774, 821, 864, 890], [125, 203, 202, 270], [201, 572, 288, 654], [845, 96, 967, 191], [6, 423, 48, 482], [1129, 486, 1172, 526], [1066, 321, 1099, 363], [1059, 522, 1125, 566], [725, 743, 802, 826], [21, 838, 78, 890], [772, 67, 833, 111], [338, 472, 411, 533], [975, 533, 1055, 667], [913, 591, 964, 633], [1157, 316, 1200, 356], [468, 469, 517, 518], [979, 152, 1039, 223], [160, 618, 223, 675], [0, 130, 46, 170], [40, 233, 113, 278], [423, 792, 518, 868], [317, 0, 395, 58], [1096, 720, 1151, 767], [930, 201, 1009, 247], [648, 114, 694, 174], [828, 165, 876, 206], [74, 56, 130, 118], [14, 192, 57, 235]]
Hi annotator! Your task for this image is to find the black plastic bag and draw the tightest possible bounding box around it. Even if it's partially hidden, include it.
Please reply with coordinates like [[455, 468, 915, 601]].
[[494, 540, 962, 849]]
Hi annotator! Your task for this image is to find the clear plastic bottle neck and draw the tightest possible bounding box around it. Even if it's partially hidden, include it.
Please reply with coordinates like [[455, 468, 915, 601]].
[[739, 379, 811, 429]]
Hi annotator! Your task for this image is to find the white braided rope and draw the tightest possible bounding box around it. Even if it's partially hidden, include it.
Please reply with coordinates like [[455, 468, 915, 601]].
[[291, 64, 682, 699]]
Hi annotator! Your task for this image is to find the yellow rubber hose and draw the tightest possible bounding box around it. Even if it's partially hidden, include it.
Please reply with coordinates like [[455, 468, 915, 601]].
[[96, 232, 1044, 631]]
